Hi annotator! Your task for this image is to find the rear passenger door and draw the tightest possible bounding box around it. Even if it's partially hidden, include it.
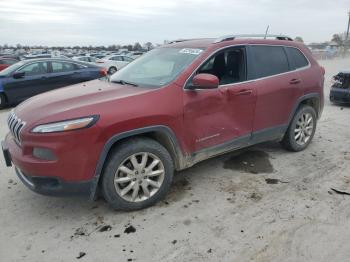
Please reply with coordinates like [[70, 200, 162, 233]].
[[47, 61, 80, 89], [249, 45, 303, 142]]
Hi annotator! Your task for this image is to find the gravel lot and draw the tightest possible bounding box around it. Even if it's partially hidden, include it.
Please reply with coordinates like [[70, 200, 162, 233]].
[[0, 58, 350, 262]]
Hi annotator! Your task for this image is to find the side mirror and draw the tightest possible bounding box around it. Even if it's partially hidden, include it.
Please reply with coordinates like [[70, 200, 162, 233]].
[[188, 73, 219, 90], [13, 72, 25, 79]]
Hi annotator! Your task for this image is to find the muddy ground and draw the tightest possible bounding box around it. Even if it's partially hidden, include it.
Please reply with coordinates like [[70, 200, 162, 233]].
[[0, 58, 350, 262]]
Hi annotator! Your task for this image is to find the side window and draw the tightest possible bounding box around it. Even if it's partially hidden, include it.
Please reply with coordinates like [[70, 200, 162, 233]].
[[52, 62, 75, 73], [111, 56, 122, 61], [123, 57, 133, 62], [74, 63, 87, 69], [17, 62, 48, 76], [196, 47, 246, 85], [285, 47, 309, 69], [251, 46, 289, 78]]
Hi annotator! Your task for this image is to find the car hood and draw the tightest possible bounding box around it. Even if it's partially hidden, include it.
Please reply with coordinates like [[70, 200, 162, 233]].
[[15, 79, 152, 126]]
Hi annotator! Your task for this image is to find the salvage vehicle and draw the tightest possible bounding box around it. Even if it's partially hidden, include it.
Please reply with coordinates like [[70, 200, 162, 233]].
[[95, 55, 134, 74], [0, 58, 107, 108], [330, 69, 350, 104], [2, 35, 324, 210]]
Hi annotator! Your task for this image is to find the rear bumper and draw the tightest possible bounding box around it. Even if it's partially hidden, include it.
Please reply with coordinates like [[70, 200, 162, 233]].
[[330, 88, 350, 103]]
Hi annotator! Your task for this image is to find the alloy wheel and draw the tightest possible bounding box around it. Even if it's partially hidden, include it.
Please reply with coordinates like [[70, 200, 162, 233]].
[[114, 152, 165, 202], [294, 112, 314, 146]]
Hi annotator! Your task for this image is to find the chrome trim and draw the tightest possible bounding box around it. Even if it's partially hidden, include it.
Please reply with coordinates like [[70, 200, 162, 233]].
[[16, 168, 34, 187], [7, 110, 26, 145], [183, 44, 311, 91]]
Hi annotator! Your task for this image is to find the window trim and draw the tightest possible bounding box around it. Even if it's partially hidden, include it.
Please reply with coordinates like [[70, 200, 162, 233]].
[[15, 61, 49, 75], [184, 44, 311, 91]]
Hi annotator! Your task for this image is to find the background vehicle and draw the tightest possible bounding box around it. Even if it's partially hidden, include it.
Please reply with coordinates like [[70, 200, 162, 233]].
[[0, 58, 107, 108], [96, 55, 134, 74], [330, 69, 350, 104], [2, 35, 324, 211], [0, 57, 19, 71], [72, 56, 97, 63]]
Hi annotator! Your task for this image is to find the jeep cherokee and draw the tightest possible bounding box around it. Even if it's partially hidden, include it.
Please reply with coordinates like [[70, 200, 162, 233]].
[[2, 35, 325, 210]]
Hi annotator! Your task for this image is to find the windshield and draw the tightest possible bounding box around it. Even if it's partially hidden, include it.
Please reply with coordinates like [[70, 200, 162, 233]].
[[110, 47, 203, 88], [0, 61, 25, 76]]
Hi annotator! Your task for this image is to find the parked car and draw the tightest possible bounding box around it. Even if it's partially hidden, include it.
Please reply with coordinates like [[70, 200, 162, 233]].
[[96, 55, 134, 74], [330, 69, 350, 104], [72, 56, 97, 63], [0, 57, 19, 71], [0, 58, 107, 108], [2, 35, 324, 211]]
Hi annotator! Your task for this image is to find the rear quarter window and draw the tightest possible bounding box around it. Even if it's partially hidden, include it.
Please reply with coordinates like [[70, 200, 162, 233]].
[[285, 47, 309, 69], [251, 45, 289, 78]]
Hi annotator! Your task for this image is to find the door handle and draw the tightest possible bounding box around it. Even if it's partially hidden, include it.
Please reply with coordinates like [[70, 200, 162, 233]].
[[289, 79, 301, 85], [235, 89, 253, 96]]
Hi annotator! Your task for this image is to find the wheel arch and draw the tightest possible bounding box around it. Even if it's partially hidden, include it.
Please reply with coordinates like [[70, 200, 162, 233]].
[[288, 93, 321, 124], [90, 125, 185, 199]]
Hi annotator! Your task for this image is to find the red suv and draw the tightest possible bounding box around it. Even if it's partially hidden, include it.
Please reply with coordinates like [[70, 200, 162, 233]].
[[2, 35, 324, 210]]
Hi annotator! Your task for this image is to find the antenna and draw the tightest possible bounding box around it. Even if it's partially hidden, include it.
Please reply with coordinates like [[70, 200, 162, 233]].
[[264, 25, 270, 39]]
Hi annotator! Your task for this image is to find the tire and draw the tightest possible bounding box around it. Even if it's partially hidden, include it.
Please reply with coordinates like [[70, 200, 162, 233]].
[[108, 67, 117, 75], [281, 105, 317, 152], [0, 93, 6, 109], [101, 137, 174, 211]]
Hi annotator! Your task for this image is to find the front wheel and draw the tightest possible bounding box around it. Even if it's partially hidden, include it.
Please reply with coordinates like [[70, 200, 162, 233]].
[[101, 138, 174, 211], [281, 105, 317, 152]]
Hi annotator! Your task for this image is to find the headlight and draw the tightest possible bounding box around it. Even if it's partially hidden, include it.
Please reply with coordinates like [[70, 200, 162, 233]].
[[32, 116, 98, 133]]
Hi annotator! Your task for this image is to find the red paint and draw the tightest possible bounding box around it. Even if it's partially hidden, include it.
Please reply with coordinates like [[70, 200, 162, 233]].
[[4, 38, 324, 183]]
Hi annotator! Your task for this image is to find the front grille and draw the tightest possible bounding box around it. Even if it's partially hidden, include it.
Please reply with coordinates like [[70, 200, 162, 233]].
[[7, 111, 26, 145]]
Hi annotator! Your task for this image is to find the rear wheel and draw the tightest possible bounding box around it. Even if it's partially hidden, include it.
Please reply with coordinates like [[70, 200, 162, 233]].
[[281, 105, 317, 151], [0, 93, 6, 109], [108, 67, 117, 75], [101, 138, 174, 211]]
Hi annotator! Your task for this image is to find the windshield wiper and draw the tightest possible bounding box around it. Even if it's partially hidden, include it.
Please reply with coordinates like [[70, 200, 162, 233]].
[[111, 79, 138, 87]]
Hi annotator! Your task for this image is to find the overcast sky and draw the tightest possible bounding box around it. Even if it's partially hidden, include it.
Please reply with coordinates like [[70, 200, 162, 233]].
[[0, 0, 349, 46]]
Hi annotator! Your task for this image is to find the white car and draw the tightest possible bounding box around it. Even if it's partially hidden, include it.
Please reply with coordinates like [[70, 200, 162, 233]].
[[95, 55, 134, 74], [72, 56, 97, 63]]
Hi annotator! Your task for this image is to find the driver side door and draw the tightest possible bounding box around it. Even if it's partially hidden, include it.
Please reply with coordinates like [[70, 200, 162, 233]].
[[182, 46, 256, 153], [4, 61, 49, 103]]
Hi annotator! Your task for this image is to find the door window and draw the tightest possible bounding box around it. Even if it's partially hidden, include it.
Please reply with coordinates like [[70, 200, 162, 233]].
[[51, 62, 75, 73], [123, 56, 133, 62], [251, 46, 289, 78], [111, 56, 123, 61], [285, 47, 309, 69], [17, 62, 48, 76], [195, 47, 246, 85]]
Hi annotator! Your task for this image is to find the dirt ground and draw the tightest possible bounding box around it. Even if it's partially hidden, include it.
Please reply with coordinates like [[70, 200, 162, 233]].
[[0, 58, 349, 262]]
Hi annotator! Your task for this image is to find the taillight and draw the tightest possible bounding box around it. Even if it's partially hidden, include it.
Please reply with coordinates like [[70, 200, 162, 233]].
[[100, 68, 107, 76]]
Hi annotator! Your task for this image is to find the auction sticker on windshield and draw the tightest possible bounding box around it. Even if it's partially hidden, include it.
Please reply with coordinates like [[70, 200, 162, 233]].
[[179, 48, 203, 55]]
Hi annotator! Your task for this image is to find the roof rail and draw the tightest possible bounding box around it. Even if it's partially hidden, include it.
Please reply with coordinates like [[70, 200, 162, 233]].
[[213, 34, 293, 43], [168, 38, 202, 44]]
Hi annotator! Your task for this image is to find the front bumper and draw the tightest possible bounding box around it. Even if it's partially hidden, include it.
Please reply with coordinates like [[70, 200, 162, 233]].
[[15, 167, 93, 197], [2, 133, 101, 197], [330, 88, 350, 103]]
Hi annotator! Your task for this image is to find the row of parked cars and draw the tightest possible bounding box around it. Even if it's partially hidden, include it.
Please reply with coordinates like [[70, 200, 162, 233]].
[[0, 52, 138, 108]]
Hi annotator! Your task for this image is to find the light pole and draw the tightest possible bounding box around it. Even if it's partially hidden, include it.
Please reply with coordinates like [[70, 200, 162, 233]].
[[346, 11, 350, 42]]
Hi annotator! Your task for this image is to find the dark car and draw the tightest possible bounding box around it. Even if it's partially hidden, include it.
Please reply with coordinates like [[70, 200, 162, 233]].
[[0, 58, 107, 108], [330, 69, 350, 104], [2, 35, 324, 210], [0, 57, 19, 71]]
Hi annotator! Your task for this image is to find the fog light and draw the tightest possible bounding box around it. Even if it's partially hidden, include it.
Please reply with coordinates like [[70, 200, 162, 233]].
[[33, 148, 57, 161]]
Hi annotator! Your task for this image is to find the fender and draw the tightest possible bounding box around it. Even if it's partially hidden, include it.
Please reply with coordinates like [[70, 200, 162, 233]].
[[89, 125, 185, 200], [288, 92, 321, 124]]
